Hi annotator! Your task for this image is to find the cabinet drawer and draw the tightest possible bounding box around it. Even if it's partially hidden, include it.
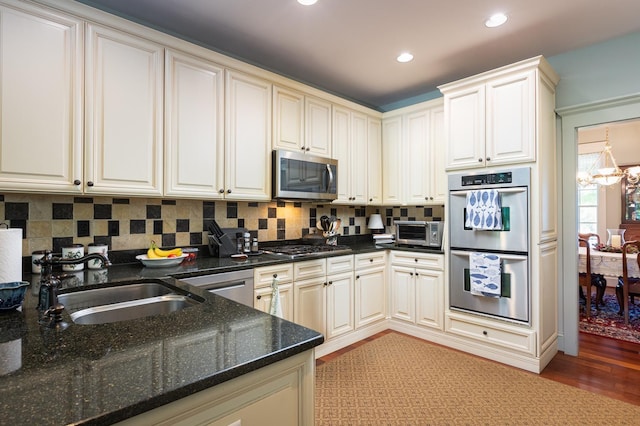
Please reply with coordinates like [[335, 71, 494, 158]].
[[327, 254, 354, 275], [390, 251, 444, 270], [254, 263, 293, 288], [445, 313, 536, 356], [354, 251, 386, 270], [294, 258, 326, 280]]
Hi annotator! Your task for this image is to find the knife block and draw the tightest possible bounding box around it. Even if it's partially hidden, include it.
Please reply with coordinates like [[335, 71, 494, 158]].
[[208, 228, 247, 257]]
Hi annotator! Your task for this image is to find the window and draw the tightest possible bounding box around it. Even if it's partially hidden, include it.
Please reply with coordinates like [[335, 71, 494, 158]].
[[577, 151, 599, 235]]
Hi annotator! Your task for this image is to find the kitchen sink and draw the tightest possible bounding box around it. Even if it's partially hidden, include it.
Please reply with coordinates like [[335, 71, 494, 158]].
[[58, 280, 204, 325]]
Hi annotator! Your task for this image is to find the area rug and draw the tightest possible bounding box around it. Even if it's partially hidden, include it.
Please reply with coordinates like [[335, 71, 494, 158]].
[[315, 332, 640, 425], [579, 294, 640, 344]]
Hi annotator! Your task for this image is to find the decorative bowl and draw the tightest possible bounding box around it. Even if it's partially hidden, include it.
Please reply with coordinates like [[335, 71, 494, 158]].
[[135, 254, 187, 268], [0, 281, 30, 311]]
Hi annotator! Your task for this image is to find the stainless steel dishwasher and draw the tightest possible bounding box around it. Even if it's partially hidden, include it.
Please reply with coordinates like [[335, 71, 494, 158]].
[[179, 269, 254, 307]]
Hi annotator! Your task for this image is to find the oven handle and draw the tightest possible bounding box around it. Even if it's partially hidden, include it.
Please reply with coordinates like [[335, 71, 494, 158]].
[[450, 187, 527, 196], [450, 250, 528, 261]]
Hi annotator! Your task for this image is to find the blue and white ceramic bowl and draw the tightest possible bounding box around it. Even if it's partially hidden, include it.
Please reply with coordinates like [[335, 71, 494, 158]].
[[0, 281, 30, 310]]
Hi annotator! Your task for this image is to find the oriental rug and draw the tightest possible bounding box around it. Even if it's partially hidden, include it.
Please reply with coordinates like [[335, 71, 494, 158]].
[[579, 294, 640, 344], [315, 332, 640, 425]]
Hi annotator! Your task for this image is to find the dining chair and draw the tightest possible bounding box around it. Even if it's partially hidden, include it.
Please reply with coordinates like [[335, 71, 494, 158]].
[[615, 240, 640, 325], [578, 234, 606, 317]]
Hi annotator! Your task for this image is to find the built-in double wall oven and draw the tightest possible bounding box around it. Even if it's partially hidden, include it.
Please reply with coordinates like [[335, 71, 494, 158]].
[[448, 167, 530, 323]]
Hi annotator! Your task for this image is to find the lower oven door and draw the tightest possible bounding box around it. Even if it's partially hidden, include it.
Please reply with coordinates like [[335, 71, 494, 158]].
[[449, 250, 529, 323]]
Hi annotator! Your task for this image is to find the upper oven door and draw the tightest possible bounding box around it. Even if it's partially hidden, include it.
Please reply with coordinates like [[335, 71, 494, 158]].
[[449, 186, 529, 253], [272, 149, 337, 200]]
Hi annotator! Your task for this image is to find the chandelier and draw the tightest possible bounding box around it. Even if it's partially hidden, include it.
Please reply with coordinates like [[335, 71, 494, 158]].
[[577, 128, 640, 186]]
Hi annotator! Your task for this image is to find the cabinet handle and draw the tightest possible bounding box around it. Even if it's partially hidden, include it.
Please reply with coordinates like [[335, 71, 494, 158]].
[[219, 189, 225, 194], [73, 179, 81, 186], [227, 189, 232, 193], [478, 158, 483, 162], [87, 181, 94, 187], [256, 295, 261, 300], [486, 157, 491, 162]]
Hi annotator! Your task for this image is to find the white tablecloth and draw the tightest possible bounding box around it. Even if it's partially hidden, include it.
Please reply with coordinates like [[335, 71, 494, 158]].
[[578, 246, 640, 278]]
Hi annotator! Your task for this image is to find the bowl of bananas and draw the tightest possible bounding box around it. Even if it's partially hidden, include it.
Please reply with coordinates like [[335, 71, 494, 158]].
[[136, 242, 187, 268]]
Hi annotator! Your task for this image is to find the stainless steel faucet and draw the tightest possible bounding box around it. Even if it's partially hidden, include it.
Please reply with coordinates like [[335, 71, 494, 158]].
[[34, 250, 111, 328]]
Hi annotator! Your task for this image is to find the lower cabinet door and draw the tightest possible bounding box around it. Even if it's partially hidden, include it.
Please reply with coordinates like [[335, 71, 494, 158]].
[[294, 277, 326, 336], [254, 282, 293, 321], [326, 271, 354, 339], [415, 268, 444, 330], [390, 265, 415, 323], [355, 266, 386, 328]]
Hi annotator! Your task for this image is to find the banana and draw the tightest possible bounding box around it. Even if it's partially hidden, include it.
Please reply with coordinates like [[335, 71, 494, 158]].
[[147, 245, 161, 259], [152, 242, 182, 258]]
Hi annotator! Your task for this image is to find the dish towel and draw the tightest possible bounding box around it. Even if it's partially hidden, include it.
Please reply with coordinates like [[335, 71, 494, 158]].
[[469, 252, 502, 298], [465, 189, 502, 230], [269, 276, 283, 318]]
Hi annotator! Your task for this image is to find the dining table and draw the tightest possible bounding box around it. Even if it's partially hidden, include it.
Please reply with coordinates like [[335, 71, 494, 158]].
[[578, 246, 640, 278]]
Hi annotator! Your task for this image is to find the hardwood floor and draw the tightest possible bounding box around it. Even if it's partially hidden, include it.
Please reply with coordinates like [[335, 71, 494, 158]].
[[317, 330, 640, 407]]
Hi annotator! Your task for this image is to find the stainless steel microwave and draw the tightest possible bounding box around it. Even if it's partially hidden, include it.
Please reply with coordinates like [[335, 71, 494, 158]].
[[395, 221, 444, 248], [272, 149, 338, 201]]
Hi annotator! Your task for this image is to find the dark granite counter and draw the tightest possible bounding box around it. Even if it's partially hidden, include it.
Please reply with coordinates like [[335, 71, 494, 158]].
[[0, 240, 440, 425]]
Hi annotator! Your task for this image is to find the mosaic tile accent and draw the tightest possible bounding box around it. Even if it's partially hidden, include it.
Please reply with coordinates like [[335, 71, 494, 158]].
[[0, 193, 444, 256]]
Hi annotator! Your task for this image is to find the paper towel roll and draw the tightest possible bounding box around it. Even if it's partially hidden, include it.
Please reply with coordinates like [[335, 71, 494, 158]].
[[0, 229, 23, 283]]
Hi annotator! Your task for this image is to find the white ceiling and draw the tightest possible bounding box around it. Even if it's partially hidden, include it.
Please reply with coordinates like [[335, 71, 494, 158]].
[[76, 0, 640, 111]]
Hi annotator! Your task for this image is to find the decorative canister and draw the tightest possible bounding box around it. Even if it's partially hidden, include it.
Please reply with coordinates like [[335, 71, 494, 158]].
[[62, 244, 84, 271], [31, 250, 46, 274], [87, 243, 109, 270]]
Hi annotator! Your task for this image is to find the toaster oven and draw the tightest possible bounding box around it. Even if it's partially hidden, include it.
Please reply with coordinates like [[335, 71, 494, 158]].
[[395, 221, 444, 249]]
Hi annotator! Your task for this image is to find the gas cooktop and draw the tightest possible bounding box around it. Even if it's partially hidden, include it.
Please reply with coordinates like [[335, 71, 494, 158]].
[[263, 244, 352, 259]]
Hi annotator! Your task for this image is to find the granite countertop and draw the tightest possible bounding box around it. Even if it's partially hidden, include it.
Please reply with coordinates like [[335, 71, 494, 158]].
[[0, 240, 441, 425]]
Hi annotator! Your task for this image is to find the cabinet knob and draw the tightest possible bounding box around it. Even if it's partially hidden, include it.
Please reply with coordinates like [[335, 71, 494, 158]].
[[73, 179, 81, 186], [478, 158, 483, 162], [219, 189, 225, 194], [356, 275, 360, 279], [306, 147, 310, 151], [482, 330, 488, 336], [301, 146, 306, 151], [87, 181, 94, 187], [324, 282, 328, 286], [256, 295, 261, 300], [227, 189, 232, 194], [414, 258, 418, 262], [328, 281, 333, 285], [369, 198, 373, 202], [410, 272, 414, 276], [273, 273, 278, 278], [369, 258, 373, 262], [486, 157, 491, 162]]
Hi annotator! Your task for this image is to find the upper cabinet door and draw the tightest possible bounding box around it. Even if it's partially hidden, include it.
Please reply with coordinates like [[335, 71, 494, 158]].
[[225, 70, 272, 201], [273, 85, 304, 152], [164, 49, 224, 198], [305, 96, 332, 157], [444, 85, 485, 170], [85, 24, 164, 196], [367, 117, 383, 205], [0, 3, 83, 193], [381, 115, 403, 205], [485, 70, 536, 166]]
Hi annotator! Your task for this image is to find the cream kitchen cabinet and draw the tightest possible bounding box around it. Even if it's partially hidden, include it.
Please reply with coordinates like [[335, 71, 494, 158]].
[[381, 98, 445, 205], [332, 105, 368, 205], [440, 56, 559, 171], [85, 23, 164, 196], [273, 85, 331, 157], [224, 69, 272, 200], [254, 263, 294, 321], [293, 256, 354, 340], [0, 1, 84, 194], [354, 251, 387, 328], [164, 49, 224, 198], [367, 117, 383, 204], [389, 251, 444, 331], [381, 115, 403, 205]]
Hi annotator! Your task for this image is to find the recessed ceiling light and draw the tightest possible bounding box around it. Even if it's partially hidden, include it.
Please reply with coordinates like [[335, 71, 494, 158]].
[[485, 13, 508, 28], [397, 52, 414, 63], [298, 0, 318, 5]]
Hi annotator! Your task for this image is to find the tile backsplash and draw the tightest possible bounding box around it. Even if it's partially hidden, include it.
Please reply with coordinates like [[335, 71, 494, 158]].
[[0, 193, 444, 256]]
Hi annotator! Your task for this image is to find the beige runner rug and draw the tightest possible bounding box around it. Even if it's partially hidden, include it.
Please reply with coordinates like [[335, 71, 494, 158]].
[[315, 332, 640, 425]]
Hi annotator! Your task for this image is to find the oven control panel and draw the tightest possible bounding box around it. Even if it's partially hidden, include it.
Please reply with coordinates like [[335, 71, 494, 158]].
[[461, 172, 512, 186]]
